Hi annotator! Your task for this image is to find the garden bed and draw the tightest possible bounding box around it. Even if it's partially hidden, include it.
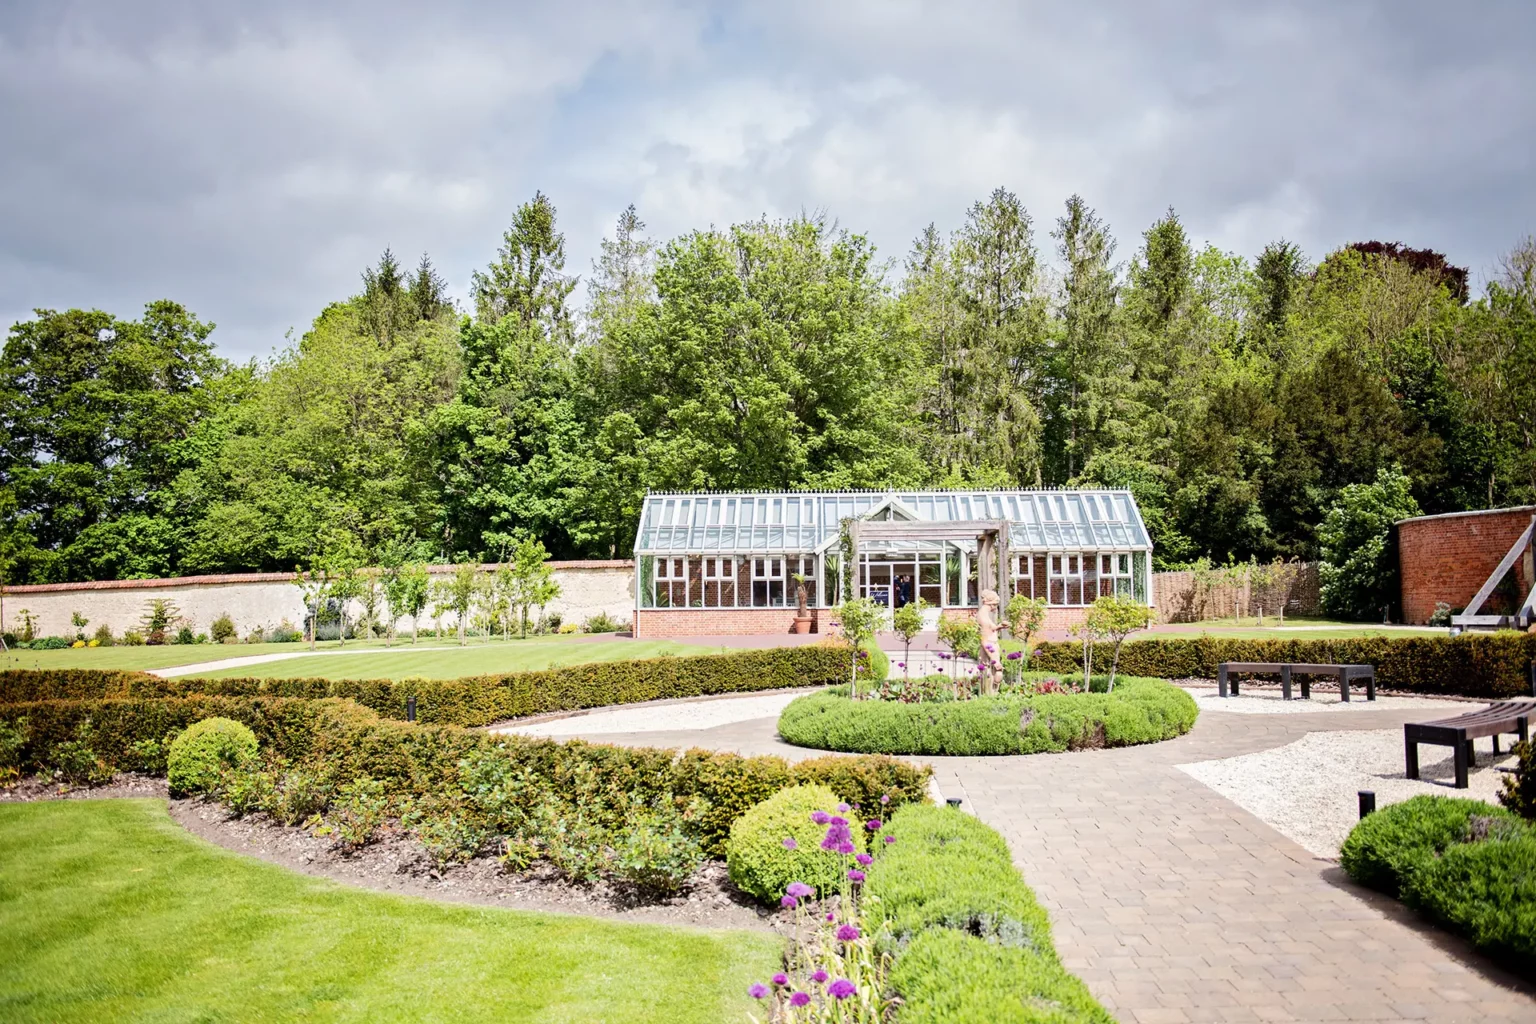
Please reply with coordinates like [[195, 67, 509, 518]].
[[777, 676, 1198, 756]]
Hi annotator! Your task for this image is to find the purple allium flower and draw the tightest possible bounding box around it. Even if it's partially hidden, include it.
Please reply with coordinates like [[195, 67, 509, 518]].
[[772, 973, 788, 986], [855, 853, 872, 866], [837, 840, 855, 855], [812, 969, 829, 984], [836, 924, 861, 942], [896, 661, 904, 668], [782, 837, 798, 850], [790, 991, 811, 1007], [828, 979, 857, 1000], [938, 652, 951, 660], [749, 983, 769, 999], [847, 869, 865, 883], [984, 642, 996, 652], [829, 815, 848, 826], [866, 819, 883, 831], [781, 894, 798, 908], [786, 882, 815, 898], [880, 794, 890, 805], [825, 912, 835, 922], [811, 811, 830, 825], [1006, 650, 1022, 660], [836, 802, 850, 813], [884, 835, 896, 844]]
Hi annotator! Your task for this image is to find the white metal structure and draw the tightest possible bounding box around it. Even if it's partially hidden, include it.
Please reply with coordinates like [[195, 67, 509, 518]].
[[633, 489, 1154, 618]]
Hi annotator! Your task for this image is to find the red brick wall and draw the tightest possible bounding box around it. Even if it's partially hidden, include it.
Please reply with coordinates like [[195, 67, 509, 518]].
[[634, 608, 822, 637], [634, 605, 1089, 637], [1399, 507, 1536, 624]]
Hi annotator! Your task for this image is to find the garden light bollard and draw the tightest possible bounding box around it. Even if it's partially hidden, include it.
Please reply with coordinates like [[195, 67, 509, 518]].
[[946, 798, 963, 810], [1358, 790, 1375, 819], [406, 696, 417, 723]]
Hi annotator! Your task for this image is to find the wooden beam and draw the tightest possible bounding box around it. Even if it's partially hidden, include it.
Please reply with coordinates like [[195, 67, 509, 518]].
[[1462, 517, 1535, 618]]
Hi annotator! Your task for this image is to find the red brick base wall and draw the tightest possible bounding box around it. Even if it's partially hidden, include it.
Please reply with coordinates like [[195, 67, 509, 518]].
[[634, 608, 822, 638], [1399, 507, 1536, 624], [632, 605, 1093, 637]]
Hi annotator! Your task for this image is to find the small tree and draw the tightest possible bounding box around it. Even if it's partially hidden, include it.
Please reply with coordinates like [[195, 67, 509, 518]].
[[494, 560, 516, 640], [891, 600, 926, 679], [835, 597, 884, 697], [444, 562, 479, 646], [294, 565, 330, 651], [1004, 594, 1046, 667], [70, 611, 89, 641], [328, 560, 364, 647], [510, 536, 559, 639], [354, 568, 383, 642], [1083, 595, 1155, 691], [791, 573, 810, 618]]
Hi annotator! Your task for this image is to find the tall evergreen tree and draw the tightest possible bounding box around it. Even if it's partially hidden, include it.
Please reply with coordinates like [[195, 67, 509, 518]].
[[1049, 194, 1120, 480]]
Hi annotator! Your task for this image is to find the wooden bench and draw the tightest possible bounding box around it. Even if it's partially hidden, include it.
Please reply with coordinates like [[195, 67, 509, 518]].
[[1216, 662, 1376, 702], [1405, 699, 1536, 789]]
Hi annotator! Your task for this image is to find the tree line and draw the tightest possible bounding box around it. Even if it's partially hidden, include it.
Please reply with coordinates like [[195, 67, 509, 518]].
[[2, 189, 1533, 589]]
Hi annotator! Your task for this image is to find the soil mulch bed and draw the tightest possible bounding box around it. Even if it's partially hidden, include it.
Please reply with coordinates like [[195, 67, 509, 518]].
[[3, 774, 785, 933], [1, 772, 169, 802]]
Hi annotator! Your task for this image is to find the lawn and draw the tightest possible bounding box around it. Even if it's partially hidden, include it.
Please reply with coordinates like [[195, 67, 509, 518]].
[[0, 799, 779, 1023], [0, 637, 721, 681]]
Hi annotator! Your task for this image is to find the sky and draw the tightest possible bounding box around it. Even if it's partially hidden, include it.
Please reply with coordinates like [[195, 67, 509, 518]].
[[2, 0, 1533, 360]]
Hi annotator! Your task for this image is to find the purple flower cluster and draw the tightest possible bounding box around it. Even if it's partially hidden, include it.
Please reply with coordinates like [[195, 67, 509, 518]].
[[819, 816, 856, 855], [828, 979, 856, 1000]]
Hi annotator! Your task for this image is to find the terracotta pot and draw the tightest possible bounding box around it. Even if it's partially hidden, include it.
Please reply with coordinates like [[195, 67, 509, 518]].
[[791, 615, 813, 634]]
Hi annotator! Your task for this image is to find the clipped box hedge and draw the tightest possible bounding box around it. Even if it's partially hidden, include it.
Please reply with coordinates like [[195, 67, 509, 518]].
[[1031, 632, 1536, 699], [0, 692, 928, 857], [777, 678, 1198, 756], [871, 804, 1112, 1023], [0, 643, 851, 727]]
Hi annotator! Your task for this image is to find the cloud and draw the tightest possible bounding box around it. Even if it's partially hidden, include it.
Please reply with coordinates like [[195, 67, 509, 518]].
[[1, 0, 1532, 358]]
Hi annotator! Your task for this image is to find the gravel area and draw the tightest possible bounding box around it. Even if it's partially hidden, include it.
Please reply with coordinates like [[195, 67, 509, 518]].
[[495, 690, 806, 736], [1181, 685, 1476, 715], [1178, 729, 1516, 858]]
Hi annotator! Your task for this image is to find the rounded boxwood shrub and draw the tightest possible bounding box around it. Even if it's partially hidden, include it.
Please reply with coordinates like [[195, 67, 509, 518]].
[[777, 676, 1197, 756], [167, 716, 258, 796], [725, 783, 867, 904], [1402, 831, 1536, 963], [1340, 794, 1523, 897]]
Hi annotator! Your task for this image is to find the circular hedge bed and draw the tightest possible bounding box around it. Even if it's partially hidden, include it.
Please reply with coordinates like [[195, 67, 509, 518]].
[[777, 676, 1198, 756]]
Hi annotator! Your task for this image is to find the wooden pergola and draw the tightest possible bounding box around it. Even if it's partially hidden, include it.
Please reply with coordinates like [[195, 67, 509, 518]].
[[847, 519, 1013, 596]]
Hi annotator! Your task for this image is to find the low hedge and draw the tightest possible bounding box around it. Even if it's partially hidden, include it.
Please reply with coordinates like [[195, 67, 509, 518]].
[[1341, 795, 1536, 967], [872, 805, 1112, 1023], [0, 643, 851, 726], [0, 694, 929, 857], [777, 677, 1198, 756], [1031, 633, 1536, 699]]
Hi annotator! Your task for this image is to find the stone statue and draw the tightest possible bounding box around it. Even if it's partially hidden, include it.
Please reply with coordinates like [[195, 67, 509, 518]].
[[977, 588, 1004, 694]]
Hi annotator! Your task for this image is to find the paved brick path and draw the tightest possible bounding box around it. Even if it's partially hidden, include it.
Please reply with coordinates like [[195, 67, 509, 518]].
[[530, 703, 1536, 1022]]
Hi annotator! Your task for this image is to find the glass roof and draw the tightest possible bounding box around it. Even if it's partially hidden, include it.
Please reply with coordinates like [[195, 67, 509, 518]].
[[634, 490, 1152, 555]]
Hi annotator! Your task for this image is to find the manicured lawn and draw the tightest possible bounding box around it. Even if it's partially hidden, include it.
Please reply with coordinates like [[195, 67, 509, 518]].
[[0, 799, 779, 1023], [0, 638, 721, 680]]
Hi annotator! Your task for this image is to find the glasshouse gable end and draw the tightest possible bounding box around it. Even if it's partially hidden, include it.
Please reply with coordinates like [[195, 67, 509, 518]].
[[631, 489, 1154, 637]]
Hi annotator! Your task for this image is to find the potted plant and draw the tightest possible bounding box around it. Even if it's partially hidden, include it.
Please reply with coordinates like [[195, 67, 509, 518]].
[[790, 573, 813, 633]]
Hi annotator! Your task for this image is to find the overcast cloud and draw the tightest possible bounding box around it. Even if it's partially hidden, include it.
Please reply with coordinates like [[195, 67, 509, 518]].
[[2, 0, 1532, 359]]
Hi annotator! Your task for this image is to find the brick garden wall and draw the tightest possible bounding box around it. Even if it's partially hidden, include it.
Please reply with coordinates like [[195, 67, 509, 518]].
[[1398, 507, 1536, 625], [634, 608, 823, 637]]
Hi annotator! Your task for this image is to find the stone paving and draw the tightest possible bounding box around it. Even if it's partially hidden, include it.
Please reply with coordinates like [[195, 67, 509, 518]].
[[528, 699, 1536, 1023]]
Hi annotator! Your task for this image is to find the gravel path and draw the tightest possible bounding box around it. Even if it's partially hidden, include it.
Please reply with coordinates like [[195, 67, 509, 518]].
[[1180, 686, 1475, 715], [494, 690, 807, 736], [1178, 728, 1516, 857], [151, 645, 466, 678]]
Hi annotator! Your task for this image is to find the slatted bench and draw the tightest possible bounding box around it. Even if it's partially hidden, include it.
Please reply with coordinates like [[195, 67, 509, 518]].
[[1405, 699, 1536, 789], [1216, 662, 1376, 701]]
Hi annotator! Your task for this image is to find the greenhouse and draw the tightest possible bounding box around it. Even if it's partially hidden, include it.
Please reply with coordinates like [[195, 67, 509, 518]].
[[631, 489, 1155, 636]]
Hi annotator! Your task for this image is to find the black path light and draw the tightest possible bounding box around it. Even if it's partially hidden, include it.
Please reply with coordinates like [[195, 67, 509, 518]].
[[406, 696, 417, 723], [1358, 790, 1376, 819]]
